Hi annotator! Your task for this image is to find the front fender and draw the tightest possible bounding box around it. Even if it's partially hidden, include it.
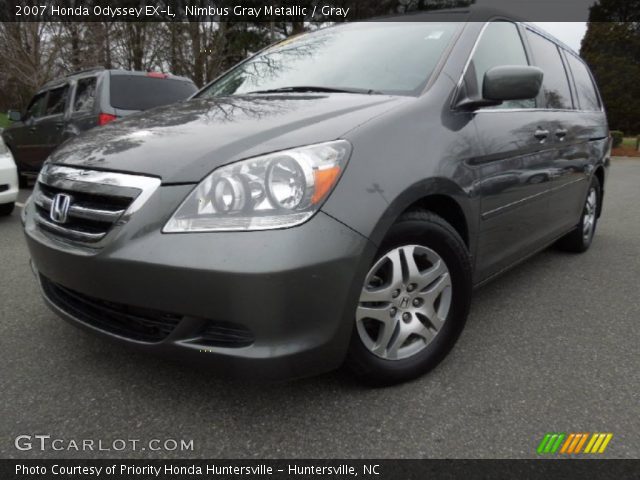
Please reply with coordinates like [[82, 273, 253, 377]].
[[363, 177, 476, 247]]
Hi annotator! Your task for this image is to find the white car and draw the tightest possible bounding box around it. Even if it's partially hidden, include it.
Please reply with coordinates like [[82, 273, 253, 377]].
[[0, 135, 19, 216]]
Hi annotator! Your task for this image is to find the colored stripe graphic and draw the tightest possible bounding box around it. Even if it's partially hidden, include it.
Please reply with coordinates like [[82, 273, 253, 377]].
[[585, 433, 613, 454], [537, 433, 565, 454], [550, 434, 565, 453], [560, 433, 589, 454], [574, 433, 589, 453], [537, 434, 552, 454], [560, 434, 575, 454], [541, 433, 613, 455]]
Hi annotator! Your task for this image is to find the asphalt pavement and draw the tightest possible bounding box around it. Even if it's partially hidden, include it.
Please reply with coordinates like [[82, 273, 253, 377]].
[[1, 158, 638, 459]]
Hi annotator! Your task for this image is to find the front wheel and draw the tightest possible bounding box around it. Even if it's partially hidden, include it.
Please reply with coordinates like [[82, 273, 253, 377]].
[[17, 170, 28, 189], [346, 211, 472, 385], [0, 202, 15, 216], [557, 176, 601, 253]]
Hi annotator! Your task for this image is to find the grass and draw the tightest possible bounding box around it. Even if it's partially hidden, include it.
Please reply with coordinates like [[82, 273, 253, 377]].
[[0, 112, 10, 129], [622, 137, 638, 148]]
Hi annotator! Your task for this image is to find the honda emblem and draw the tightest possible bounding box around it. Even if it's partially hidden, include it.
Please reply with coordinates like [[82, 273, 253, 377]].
[[50, 194, 72, 224]]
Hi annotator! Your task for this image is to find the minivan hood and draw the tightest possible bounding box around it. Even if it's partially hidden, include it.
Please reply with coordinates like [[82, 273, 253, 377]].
[[49, 94, 406, 183]]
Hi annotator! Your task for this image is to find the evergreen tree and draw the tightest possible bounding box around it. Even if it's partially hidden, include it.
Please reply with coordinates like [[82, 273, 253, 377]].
[[581, 0, 640, 134]]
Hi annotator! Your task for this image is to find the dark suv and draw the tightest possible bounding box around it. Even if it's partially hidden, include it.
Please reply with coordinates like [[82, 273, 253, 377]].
[[23, 12, 610, 385], [3, 69, 197, 186]]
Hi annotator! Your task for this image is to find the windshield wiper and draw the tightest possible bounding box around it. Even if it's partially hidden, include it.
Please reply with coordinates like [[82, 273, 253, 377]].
[[245, 86, 382, 95]]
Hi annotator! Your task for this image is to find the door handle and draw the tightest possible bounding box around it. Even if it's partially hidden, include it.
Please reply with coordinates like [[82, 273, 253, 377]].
[[555, 128, 568, 140], [55, 122, 64, 129], [534, 129, 549, 141], [29, 126, 37, 133]]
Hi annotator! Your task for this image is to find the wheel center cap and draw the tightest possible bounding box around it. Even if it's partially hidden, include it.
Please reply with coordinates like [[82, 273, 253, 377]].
[[399, 296, 410, 309]]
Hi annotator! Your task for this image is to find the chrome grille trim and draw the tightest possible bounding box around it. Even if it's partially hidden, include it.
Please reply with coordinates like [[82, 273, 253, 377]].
[[35, 216, 107, 242], [34, 190, 126, 223], [34, 164, 161, 246]]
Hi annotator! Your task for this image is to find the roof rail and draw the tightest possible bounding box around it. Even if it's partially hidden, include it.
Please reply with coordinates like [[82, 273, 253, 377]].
[[65, 66, 105, 78]]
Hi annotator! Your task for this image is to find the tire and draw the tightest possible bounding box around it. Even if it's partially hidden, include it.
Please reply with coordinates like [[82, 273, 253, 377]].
[[556, 176, 601, 253], [346, 211, 472, 386], [18, 170, 28, 189], [0, 202, 15, 216], [18, 175, 28, 189]]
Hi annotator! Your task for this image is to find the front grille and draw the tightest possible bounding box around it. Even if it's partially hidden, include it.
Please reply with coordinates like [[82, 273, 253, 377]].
[[32, 165, 160, 245], [41, 276, 182, 343], [34, 183, 133, 243]]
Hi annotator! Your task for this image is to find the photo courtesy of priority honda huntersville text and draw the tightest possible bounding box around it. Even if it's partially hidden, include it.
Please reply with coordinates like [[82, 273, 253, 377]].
[[20, 9, 609, 385]]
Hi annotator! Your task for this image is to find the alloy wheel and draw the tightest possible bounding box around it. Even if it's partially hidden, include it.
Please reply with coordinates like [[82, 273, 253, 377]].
[[356, 245, 453, 360], [583, 187, 597, 242]]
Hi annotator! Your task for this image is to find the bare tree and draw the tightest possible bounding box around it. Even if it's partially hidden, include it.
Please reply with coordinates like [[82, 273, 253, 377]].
[[0, 22, 66, 107]]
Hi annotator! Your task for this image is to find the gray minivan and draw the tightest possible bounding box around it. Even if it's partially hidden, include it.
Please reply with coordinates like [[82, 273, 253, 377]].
[[3, 69, 196, 186], [23, 11, 610, 385]]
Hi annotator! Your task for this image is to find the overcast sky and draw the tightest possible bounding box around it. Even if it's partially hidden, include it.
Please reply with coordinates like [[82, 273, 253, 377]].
[[532, 22, 588, 52]]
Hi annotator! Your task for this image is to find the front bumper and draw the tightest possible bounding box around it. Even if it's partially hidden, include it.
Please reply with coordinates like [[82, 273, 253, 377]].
[[24, 185, 374, 380], [0, 153, 19, 205]]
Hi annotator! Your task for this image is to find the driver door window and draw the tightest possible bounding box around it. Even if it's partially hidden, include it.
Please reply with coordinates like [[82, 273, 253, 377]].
[[44, 85, 70, 117], [24, 92, 47, 121], [469, 22, 536, 109]]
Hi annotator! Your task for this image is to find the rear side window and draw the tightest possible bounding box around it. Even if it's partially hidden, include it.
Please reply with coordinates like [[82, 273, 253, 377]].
[[565, 53, 601, 111], [24, 92, 47, 120], [469, 22, 534, 109], [526, 30, 573, 109], [45, 85, 70, 116], [74, 77, 97, 112], [109, 75, 197, 111]]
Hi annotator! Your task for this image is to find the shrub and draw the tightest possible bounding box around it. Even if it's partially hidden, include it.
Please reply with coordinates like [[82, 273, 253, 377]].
[[611, 130, 624, 148], [0, 113, 10, 129]]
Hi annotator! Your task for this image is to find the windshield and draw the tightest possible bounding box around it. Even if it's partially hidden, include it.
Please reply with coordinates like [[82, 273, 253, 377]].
[[198, 22, 462, 98]]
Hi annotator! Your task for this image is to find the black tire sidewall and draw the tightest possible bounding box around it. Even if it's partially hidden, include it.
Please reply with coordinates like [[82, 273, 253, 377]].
[[347, 213, 472, 384], [556, 175, 602, 253], [0, 202, 15, 216]]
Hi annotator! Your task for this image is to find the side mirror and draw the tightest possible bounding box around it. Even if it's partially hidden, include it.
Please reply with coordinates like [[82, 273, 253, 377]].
[[7, 110, 22, 122], [483, 65, 543, 102]]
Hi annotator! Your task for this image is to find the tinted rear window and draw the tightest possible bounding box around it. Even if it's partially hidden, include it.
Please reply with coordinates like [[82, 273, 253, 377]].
[[109, 75, 196, 110], [565, 53, 601, 111], [526, 30, 573, 109]]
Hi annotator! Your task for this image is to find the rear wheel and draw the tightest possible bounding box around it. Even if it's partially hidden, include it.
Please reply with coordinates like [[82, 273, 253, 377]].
[[557, 176, 601, 253], [0, 202, 15, 216], [346, 211, 472, 385]]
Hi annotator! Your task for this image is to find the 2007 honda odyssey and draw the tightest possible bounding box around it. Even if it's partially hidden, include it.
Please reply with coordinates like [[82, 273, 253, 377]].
[[24, 11, 610, 384]]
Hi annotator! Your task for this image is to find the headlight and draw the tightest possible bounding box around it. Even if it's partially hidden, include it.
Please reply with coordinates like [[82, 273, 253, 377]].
[[163, 140, 351, 232]]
